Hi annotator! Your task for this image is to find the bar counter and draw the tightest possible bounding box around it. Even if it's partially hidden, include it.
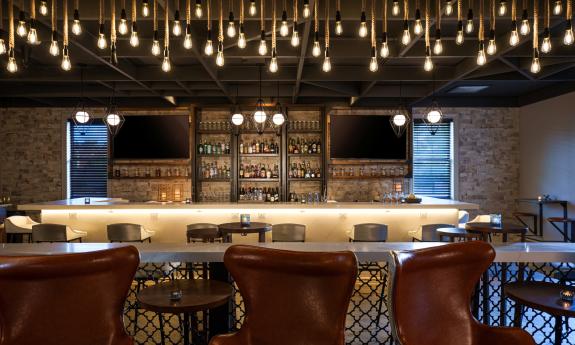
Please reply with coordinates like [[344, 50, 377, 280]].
[[19, 197, 478, 242]]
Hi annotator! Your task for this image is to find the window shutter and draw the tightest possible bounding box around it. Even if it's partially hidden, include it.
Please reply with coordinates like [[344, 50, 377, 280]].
[[413, 121, 453, 199], [69, 121, 109, 198]]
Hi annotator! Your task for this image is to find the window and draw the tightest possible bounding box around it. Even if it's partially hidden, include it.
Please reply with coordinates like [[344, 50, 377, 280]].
[[412, 120, 454, 199], [67, 121, 109, 199]]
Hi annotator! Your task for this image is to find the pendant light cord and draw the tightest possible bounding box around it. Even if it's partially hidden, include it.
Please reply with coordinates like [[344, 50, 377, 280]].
[[458, 0, 462, 21], [533, 0, 538, 48], [30, 0, 35, 20], [545, 0, 549, 28], [511, 0, 516, 22], [132, 0, 137, 23], [218, 0, 223, 43], [165, 0, 169, 48], [111, 0, 117, 43], [325, 0, 329, 47], [260, 0, 264, 32], [272, 0, 276, 49], [383, 0, 388, 33], [207, 0, 211, 30], [371, 0, 375, 48], [490, 0, 495, 31], [314, 0, 318, 33], [63, 0, 68, 46], [54, 0, 58, 32], [437, 0, 441, 30], [9, 0, 14, 49], [479, 0, 484, 42], [153, 0, 158, 30], [293, 0, 298, 23], [425, 0, 430, 48], [404, 0, 409, 22], [240, 0, 244, 24]]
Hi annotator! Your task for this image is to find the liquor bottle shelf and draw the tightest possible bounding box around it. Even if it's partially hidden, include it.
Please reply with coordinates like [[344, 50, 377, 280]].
[[238, 178, 280, 182], [329, 175, 408, 180], [109, 176, 191, 180], [288, 178, 323, 182], [288, 153, 322, 157], [287, 129, 322, 133], [198, 154, 231, 157], [198, 178, 231, 182], [239, 154, 280, 157], [197, 130, 232, 135], [111, 160, 191, 166]]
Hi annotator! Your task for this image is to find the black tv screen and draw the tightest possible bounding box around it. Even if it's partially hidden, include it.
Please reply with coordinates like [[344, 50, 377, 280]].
[[113, 115, 190, 159], [330, 115, 407, 160]]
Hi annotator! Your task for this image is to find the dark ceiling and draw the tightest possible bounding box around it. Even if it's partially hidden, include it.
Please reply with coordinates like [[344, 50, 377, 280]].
[[1, 0, 574, 108]]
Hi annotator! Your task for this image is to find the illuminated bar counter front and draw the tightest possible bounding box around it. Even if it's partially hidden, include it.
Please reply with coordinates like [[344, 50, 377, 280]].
[[18, 197, 479, 243]]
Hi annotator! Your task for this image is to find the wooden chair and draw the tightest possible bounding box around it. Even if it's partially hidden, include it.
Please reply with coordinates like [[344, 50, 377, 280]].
[[390, 241, 536, 345], [0, 246, 139, 345], [209, 245, 357, 345]]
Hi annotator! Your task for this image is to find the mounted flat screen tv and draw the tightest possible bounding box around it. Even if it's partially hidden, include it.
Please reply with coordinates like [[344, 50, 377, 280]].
[[112, 115, 190, 159], [330, 115, 408, 160]]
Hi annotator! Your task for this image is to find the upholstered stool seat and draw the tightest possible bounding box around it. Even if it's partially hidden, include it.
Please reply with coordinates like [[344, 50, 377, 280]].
[[272, 223, 306, 242], [107, 223, 155, 243], [5, 216, 39, 242], [32, 223, 87, 243]]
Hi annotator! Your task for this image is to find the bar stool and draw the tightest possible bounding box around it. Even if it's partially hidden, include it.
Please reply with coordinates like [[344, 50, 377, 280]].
[[547, 217, 575, 242], [32, 223, 87, 243], [410, 223, 452, 242], [272, 223, 306, 242], [4, 215, 39, 243], [107, 223, 155, 243], [186, 223, 223, 243], [349, 223, 388, 242]]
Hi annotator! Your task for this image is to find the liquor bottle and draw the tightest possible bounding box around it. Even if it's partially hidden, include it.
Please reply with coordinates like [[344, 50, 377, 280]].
[[198, 142, 204, 154]]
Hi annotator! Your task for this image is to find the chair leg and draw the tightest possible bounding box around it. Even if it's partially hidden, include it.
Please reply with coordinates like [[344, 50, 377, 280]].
[[554, 316, 563, 345], [158, 313, 166, 345], [134, 280, 142, 335], [513, 304, 524, 328]]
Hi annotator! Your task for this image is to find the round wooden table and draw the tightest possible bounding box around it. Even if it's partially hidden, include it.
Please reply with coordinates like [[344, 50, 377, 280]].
[[465, 222, 527, 242], [436, 227, 481, 242], [218, 222, 271, 243], [505, 282, 575, 345], [138, 279, 233, 345]]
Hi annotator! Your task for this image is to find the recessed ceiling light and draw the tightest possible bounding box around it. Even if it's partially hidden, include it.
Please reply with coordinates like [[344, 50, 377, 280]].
[[447, 85, 490, 94]]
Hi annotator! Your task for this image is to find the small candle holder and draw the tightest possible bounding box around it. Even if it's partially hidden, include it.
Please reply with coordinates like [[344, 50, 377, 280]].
[[84, 197, 91, 204], [560, 289, 574, 303], [240, 214, 251, 227], [170, 290, 183, 301], [490, 214, 502, 227]]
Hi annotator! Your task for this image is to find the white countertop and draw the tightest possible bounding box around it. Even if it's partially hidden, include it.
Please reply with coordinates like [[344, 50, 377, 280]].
[[18, 197, 479, 211], [0, 242, 572, 263]]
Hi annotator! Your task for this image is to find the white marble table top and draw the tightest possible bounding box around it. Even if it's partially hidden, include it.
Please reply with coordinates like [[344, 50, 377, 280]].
[[0, 242, 573, 263], [18, 197, 479, 210]]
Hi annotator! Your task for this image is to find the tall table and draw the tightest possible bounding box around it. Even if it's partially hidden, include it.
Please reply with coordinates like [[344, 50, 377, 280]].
[[465, 222, 528, 326], [218, 222, 272, 243], [516, 198, 569, 237]]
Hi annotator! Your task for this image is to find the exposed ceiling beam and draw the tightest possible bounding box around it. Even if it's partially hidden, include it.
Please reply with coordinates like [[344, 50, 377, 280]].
[[497, 57, 534, 80], [302, 81, 357, 96], [350, 81, 377, 106], [292, 0, 315, 104]]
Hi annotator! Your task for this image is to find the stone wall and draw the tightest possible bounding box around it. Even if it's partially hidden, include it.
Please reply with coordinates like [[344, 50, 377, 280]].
[[0, 107, 66, 204]]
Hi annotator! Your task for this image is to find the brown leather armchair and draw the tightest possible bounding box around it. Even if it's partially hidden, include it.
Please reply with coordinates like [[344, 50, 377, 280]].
[[390, 241, 535, 345], [0, 246, 140, 345], [209, 245, 358, 345]]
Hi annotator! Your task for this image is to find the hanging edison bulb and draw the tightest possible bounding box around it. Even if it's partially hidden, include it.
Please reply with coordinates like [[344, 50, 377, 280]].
[[216, 42, 225, 66], [61, 46, 72, 71], [291, 29, 300, 46], [414, 9, 423, 34], [39, 1, 49, 15], [434, 29, 443, 54], [564, 20, 574, 45], [322, 47, 331, 72], [530, 48, 541, 73], [195, 0, 204, 17], [520, 10, 530, 35], [303, 0, 310, 18], [173, 12, 182, 36], [184, 24, 193, 49], [227, 12, 237, 37], [477, 41, 486, 65], [142, 0, 150, 16], [554, 0, 563, 14], [509, 21, 520, 45], [369, 48, 378, 72], [541, 28, 552, 52], [7, 48, 18, 73], [466, 9, 474, 33], [72, 10, 82, 35], [27, 24, 39, 44], [424, 51, 434, 71], [392, 0, 401, 15], [335, 10, 343, 35], [130, 23, 140, 47], [380, 33, 390, 58], [258, 33, 268, 55], [151, 31, 161, 55], [456, 21, 464, 44], [162, 49, 172, 72], [50, 34, 60, 55], [312, 32, 321, 56], [359, 11, 368, 37], [97, 25, 107, 49], [269, 48, 279, 73], [280, 10, 289, 36], [238, 24, 247, 48], [402, 20, 411, 44], [205, 30, 214, 55], [499, 0, 508, 14], [487, 30, 497, 54], [249, 0, 257, 15], [445, 0, 454, 15], [119, 8, 129, 35], [17, 11, 27, 37]]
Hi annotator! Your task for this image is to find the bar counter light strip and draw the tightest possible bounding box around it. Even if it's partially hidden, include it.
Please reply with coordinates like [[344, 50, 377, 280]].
[[123, 260, 575, 345]]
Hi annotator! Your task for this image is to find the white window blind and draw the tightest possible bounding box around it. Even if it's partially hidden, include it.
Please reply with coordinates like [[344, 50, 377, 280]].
[[413, 121, 454, 199], [68, 121, 109, 198]]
